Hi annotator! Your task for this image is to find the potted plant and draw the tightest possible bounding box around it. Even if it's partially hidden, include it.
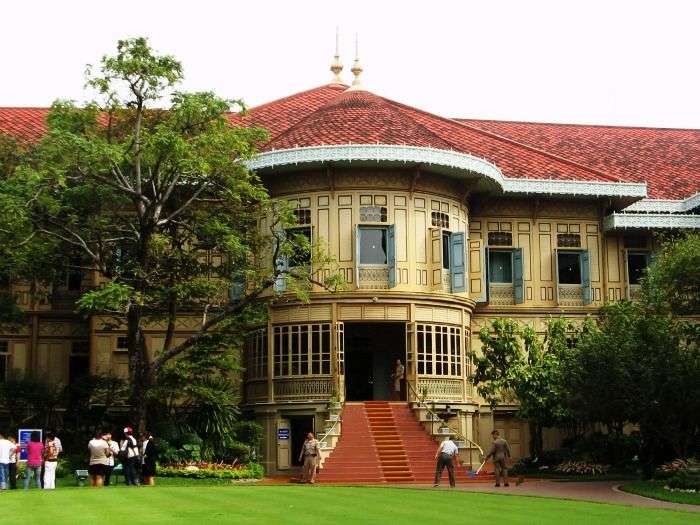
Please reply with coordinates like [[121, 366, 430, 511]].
[[328, 396, 342, 410]]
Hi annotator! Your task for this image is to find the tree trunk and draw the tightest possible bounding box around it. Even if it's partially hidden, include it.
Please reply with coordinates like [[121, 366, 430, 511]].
[[127, 306, 151, 434]]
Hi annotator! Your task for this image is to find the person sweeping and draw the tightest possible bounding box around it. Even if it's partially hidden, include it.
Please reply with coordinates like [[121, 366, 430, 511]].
[[484, 430, 511, 487]]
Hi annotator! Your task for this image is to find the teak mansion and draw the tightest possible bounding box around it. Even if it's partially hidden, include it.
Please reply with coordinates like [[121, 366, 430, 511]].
[[1, 54, 698, 478]]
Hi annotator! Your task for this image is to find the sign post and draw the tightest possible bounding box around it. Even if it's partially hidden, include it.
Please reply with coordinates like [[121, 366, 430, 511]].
[[18, 429, 42, 461]]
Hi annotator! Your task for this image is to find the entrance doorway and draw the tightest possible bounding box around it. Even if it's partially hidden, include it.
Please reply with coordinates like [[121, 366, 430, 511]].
[[290, 416, 315, 466], [344, 322, 406, 401]]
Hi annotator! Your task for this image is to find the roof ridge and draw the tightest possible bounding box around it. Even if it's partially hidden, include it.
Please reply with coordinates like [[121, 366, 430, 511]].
[[457, 117, 700, 133], [382, 98, 622, 182], [244, 83, 348, 114]]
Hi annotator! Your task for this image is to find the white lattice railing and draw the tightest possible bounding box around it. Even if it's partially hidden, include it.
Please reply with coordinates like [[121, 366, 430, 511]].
[[557, 285, 584, 307], [357, 267, 389, 289], [489, 283, 515, 305], [416, 377, 464, 401]]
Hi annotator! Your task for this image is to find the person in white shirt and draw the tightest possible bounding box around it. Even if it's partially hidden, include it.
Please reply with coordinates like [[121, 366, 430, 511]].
[[433, 436, 459, 488], [88, 431, 112, 487], [8, 436, 19, 489], [0, 433, 13, 490], [104, 432, 120, 486]]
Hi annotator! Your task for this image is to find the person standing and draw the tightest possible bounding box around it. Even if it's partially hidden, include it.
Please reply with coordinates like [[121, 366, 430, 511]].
[[24, 431, 44, 489], [104, 432, 120, 486], [43, 432, 59, 489], [120, 427, 140, 486], [485, 429, 511, 487], [0, 432, 12, 490], [391, 359, 405, 401], [140, 431, 157, 486], [8, 436, 19, 489], [88, 430, 111, 487], [433, 436, 459, 488], [298, 432, 321, 484]]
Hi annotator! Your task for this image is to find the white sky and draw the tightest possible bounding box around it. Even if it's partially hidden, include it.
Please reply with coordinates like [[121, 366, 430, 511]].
[[2, 0, 699, 128]]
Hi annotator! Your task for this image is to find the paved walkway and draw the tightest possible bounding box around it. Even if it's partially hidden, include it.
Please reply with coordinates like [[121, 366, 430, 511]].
[[411, 479, 699, 513]]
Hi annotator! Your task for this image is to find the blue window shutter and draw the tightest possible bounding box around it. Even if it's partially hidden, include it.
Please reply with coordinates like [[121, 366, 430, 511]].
[[354, 225, 361, 287], [450, 232, 465, 293], [581, 250, 592, 305], [387, 224, 397, 288], [513, 248, 524, 304], [273, 230, 288, 293]]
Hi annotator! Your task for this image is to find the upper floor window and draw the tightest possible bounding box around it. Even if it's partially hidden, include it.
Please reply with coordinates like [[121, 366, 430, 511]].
[[273, 323, 331, 377], [627, 252, 650, 285], [116, 336, 129, 352], [69, 341, 90, 383], [557, 234, 581, 248], [286, 227, 312, 268], [488, 250, 513, 283], [358, 227, 388, 265], [557, 251, 582, 284], [442, 232, 451, 270], [293, 208, 311, 225], [431, 211, 449, 229], [0, 341, 8, 382]]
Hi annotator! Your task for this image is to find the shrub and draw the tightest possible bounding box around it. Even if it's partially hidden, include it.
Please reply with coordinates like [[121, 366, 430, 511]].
[[158, 462, 264, 480], [667, 470, 700, 491], [554, 461, 610, 476], [561, 432, 641, 466]]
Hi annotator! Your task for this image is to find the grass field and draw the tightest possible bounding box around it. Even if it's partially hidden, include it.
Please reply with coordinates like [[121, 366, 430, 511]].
[[621, 480, 700, 505], [0, 485, 695, 524]]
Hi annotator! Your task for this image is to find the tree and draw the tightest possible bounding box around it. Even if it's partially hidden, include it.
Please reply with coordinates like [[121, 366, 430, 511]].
[[0, 37, 340, 431], [471, 317, 573, 457]]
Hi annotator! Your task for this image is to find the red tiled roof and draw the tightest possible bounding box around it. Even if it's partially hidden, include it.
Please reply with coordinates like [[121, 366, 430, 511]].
[[0, 107, 49, 143], [458, 119, 700, 200], [2, 85, 699, 200]]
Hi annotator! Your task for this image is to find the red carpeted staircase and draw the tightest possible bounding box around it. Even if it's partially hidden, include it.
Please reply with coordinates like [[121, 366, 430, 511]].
[[318, 401, 492, 484]]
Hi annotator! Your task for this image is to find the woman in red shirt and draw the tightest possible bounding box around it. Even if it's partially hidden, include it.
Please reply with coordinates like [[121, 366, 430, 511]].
[[23, 431, 44, 489]]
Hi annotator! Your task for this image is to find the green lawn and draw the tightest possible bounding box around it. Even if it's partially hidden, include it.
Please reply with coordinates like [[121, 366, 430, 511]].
[[621, 480, 700, 506], [0, 485, 695, 524]]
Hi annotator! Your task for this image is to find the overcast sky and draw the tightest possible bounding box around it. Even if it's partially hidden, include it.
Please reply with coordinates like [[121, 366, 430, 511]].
[[2, 0, 699, 128]]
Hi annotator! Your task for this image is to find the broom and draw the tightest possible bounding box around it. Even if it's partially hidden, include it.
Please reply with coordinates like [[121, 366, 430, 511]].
[[467, 460, 486, 478]]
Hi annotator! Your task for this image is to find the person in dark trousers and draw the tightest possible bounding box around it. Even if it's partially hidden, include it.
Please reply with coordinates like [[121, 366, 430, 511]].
[[485, 429, 511, 487], [104, 432, 119, 486], [140, 431, 157, 485], [433, 436, 459, 488], [119, 427, 140, 486], [8, 436, 19, 489]]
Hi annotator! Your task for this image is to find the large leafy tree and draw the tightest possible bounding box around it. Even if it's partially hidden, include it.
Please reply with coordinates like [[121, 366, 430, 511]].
[[471, 317, 573, 457], [0, 38, 337, 431]]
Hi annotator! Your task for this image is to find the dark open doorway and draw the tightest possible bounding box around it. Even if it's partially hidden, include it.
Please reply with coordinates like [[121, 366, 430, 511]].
[[344, 322, 406, 401], [290, 416, 315, 466]]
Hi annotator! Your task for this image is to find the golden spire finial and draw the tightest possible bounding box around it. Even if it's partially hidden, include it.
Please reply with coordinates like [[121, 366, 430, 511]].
[[347, 33, 364, 91], [330, 27, 343, 84]]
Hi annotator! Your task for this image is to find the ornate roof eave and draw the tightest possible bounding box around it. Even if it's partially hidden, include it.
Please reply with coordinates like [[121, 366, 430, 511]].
[[622, 191, 700, 213], [603, 212, 700, 232], [245, 144, 648, 200]]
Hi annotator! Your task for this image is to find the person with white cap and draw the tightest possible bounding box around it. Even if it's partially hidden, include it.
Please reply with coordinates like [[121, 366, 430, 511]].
[[119, 426, 140, 486]]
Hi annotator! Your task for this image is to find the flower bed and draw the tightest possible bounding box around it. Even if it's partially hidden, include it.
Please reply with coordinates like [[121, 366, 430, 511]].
[[158, 461, 264, 480]]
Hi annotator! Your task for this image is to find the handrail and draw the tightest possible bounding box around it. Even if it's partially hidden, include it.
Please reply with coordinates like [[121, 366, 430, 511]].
[[407, 380, 484, 457], [318, 414, 341, 448]]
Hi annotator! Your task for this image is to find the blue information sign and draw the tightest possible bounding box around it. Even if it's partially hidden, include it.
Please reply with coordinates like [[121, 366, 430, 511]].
[[277, 428, 290, 440], [18, 429, 42, 461]]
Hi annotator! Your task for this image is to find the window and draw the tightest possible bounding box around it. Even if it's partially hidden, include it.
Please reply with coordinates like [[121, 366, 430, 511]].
[[69, 341, 90, 383], [116, 337, 128, 352], [246, 329, 268, 379], [0, 341, 8, 382], [488, 232, 512, 246], [416, 324, 462, 377], [557, 252, 582, 284], [489, 251, 513, 283], [431, 211, 449, 229], [442, 232, 451, 270], [557, 234, 581, 248], [359, 227, 387, 265], [286, 227, 312, 268], [360, 206, 387, 223], [627, 252, 649, 285], [293, 208, 311, 225], [273, 324, 331, 377]]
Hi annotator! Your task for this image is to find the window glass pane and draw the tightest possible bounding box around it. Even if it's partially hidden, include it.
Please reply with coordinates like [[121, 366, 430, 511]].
[[442, 233, 450, 270], [489, 251, 513, 283], [359, 228, 387, 265], [287, 227, 312, 267], [627, 253, 648, 285], [558, 252, 581, 284], [0, 354, 6, 382]]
